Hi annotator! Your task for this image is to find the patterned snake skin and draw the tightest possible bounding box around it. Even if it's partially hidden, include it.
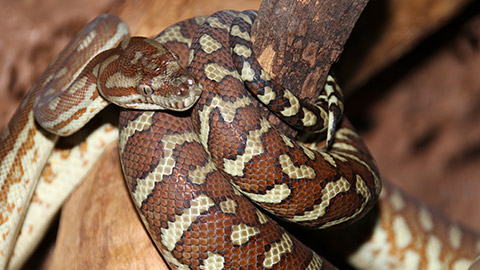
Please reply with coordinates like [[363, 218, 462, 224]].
[[2, 8, 479, 270], [118, 10, 380, 268], [4, 8, 445, 270]]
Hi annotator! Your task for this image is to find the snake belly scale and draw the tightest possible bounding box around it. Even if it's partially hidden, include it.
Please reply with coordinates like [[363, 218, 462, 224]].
[[0, 10, 382, 270]]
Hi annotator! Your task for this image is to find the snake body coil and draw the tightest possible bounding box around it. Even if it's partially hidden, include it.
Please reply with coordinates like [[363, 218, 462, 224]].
[[119, 10, 380, 268], [1, 10, 383, 270]]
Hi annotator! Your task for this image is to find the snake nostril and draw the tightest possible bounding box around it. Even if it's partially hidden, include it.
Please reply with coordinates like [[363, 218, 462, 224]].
[[138, 84, 154, 97], [187, 78, 195, 86]]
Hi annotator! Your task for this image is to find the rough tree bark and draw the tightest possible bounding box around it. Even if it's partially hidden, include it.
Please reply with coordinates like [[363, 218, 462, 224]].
[[252, 0, 368, 100], [250, 0, 368, 137]]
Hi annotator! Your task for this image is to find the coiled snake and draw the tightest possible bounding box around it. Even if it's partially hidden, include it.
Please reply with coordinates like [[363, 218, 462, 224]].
[[0, 10, 384, 269]]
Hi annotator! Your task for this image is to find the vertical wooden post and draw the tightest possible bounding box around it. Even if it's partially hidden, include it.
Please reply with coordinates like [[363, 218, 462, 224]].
[[252, 0, 369, 100]]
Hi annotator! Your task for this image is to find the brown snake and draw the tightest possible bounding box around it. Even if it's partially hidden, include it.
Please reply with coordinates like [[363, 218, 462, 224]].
[[2, 9, 477, 270], [117, 10, 381, 269]]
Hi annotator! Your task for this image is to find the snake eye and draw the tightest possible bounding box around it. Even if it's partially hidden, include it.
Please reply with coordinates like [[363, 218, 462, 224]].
[[138, 84, 153, 97]]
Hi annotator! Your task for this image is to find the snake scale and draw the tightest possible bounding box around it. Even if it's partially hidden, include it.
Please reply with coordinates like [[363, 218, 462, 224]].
[[1, 9, 478, 270], [119, 10, 380, 269]]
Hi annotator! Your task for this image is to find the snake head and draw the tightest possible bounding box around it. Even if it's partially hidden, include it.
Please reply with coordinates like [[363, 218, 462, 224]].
[[97, 37, 202, 111]]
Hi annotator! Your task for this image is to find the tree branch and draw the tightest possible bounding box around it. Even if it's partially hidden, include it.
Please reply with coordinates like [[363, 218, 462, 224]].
[[252, 0, 368, 100]]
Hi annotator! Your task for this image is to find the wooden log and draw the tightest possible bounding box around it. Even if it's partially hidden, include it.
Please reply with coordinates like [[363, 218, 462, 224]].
[[252, 0, 368, 100], [250, 0, 368, 137], [48, 145, 168, 269]]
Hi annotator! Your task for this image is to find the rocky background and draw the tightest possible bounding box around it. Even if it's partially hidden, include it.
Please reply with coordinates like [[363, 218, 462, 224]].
[[1, 0, 480, 268]]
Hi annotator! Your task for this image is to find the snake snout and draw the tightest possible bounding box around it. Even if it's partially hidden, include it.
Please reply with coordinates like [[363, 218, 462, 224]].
[[167, 77, 202, 111], [183, 79, 203, 109], [161, 71, 202, 111]]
